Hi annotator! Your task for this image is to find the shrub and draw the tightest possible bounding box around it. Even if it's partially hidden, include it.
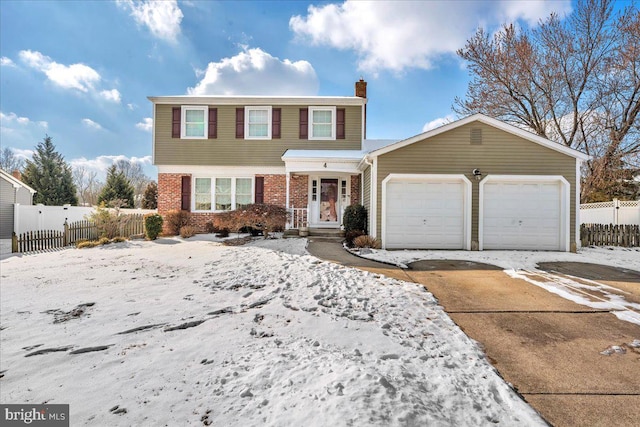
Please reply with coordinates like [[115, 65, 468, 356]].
[[353, 235, 381, 249], [98, 237, 111, 245], [112, 236, 126, 243], [144, 213, 164, 240], [215, 228, 230, 238], [213, 204, 287, 238], [88, 203, 129, 239], [165, 210, 191, 235], [205, 220, 216, 234], [180, 225, 196, 238], [343, 204, 367, 234], [344, 229, 365, 247]]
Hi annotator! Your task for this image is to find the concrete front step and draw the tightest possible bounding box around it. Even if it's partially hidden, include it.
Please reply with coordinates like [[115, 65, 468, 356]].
[[309, 228, 344, 237]]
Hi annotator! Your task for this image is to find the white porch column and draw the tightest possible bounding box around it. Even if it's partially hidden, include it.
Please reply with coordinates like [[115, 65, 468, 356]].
[[285, 172, 291, 230], [285, 172, 290, 209]]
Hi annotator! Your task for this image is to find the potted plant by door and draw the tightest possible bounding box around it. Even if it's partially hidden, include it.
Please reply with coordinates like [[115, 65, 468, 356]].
[[299, 222, 309, 237]]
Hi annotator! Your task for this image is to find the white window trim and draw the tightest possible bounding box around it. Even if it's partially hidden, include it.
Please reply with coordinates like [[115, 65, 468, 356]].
[[191, 176, 254, 213], [181, 106, 208, 139], [244, 106, 272, 140], [309, 106, 336, 140]]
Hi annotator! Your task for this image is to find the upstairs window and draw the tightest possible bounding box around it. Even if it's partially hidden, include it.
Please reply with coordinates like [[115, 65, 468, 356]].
[[309, 106, 336, 140], [181, 106, 208, 139], [245, 106, 272, 139]]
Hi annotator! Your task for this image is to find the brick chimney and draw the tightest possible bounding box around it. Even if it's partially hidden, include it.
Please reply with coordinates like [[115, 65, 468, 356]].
[[11, 170, 22, 181], [355, 78, 367, 138]]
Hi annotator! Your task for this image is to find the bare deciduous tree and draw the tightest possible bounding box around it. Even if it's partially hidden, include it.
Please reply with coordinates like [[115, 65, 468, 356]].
[[0, 147, 24, 173], [73, 166, 102, 206], [455, 0, 640, 201]]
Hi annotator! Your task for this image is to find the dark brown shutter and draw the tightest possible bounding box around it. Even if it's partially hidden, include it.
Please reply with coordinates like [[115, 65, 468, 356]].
[[236, 108, 244, 138], [172, 107, 181, 138], [254, 177, 264, 204], [181, 176, 191, 211], [208, 108, 217, 139], [299, 108, 308, 139], [336, 108, 345, 139], [272, 108, 281, 139]]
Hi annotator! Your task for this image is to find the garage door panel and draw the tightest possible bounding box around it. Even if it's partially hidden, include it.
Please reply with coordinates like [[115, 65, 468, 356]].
[[482, 179, 563, 251], [385, 178, 467, 249]]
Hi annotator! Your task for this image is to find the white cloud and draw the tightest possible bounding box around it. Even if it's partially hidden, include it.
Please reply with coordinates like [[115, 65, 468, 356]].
[[19, 50, 101, 92], [188, 47, 318, 95], [82, 118, 103, 130], [1, 57, 16, 67], [136, 118, 153, 132], [99, 89, 121, 103], [0, 111, 48, 129], [422, 114, 455, 132], [70, 154, 152, 177], [127, 103, 136, 110], [290, 0, 571, 73], [118, 0, 183, 43], [11, 148, 35, 161]]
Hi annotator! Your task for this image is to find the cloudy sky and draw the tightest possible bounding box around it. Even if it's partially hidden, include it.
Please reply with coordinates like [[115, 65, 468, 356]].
[[0, 0, 580, 180]]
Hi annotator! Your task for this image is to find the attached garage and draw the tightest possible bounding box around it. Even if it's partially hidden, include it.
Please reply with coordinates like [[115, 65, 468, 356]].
[[383, 175, 471, 249], [364, 114, 589, 252], [480, 176, 569, 251]]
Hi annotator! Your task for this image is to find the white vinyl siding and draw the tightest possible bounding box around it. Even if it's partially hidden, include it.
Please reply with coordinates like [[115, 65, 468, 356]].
[[181, 106, 207, 139]]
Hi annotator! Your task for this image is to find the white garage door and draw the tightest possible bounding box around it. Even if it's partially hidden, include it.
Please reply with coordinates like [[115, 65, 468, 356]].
[[385, 178, 466, 249], [482, 180, 562, 250]]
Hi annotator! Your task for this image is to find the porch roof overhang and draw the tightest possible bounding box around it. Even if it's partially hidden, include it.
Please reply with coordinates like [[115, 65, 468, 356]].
[[281, 150, 365, 174]]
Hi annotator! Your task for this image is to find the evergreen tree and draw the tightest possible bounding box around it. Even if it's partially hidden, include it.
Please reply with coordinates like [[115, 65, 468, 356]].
[[22, 135, 78, 205], [141, 181, 158, 209], [98, 165, 135, 208]]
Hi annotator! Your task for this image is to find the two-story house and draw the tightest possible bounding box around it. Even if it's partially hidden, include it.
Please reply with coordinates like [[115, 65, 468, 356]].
[[150, 79, 369, 234], [150, 79, 589, 251]]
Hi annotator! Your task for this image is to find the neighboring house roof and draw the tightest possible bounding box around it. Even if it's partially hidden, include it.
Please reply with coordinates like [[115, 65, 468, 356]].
[[148, 95, 366, 106], [0, 169, 36, 194], [367, 113, 591, 161]]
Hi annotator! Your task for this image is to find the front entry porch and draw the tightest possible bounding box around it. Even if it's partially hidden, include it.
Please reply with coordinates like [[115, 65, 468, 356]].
[[281, 149, 363, 232]]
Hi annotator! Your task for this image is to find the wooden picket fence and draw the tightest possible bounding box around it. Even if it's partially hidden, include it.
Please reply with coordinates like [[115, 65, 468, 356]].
[[580, 223, 640, 248], [12, 214, 145, 253]]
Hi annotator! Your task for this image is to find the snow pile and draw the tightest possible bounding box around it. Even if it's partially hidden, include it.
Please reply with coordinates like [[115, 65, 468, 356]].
[[0, 239, 545, 426]]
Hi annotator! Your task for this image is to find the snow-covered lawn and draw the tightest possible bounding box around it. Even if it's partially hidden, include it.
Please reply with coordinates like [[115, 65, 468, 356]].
[[0, 237, 545, 426], [356, 246, 640, 326]]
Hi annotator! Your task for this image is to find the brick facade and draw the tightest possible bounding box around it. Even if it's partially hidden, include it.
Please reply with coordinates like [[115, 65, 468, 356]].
[[350, 174, 360, 206], [259, 174, 286, 207], [290, 174, 309, 208], [158, 172, 363, 234]]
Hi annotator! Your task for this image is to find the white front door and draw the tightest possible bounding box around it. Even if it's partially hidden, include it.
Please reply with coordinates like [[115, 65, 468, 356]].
[[309, 176, 349, 227]]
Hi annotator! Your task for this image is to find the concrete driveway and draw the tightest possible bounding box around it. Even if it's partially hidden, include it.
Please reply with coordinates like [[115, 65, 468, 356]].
[[307, 241, 640, 427]]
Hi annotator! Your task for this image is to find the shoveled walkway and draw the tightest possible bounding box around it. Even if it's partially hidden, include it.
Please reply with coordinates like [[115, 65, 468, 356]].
[[306, 239, 640, 427]]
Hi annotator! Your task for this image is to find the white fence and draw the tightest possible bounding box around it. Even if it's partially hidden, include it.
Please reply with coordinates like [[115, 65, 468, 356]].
[[13, 204, 156, 234], [580, 199, 640, 225]]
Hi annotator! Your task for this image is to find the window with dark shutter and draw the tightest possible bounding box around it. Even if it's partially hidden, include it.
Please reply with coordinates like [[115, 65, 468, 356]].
[[236, 108, 244, 138], [181, 176, 191, 211], [254, 177, 264, 204], [172, 107, 181, 138], [299, 108, 308, 139], [336, 108, 345, 139], [272, 108, 281, 139], [208, 108, 217, 139]]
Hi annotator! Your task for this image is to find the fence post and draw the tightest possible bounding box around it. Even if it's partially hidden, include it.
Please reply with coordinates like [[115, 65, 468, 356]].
[[11, 232, 18, 253], [64, 221, 69, 246]]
